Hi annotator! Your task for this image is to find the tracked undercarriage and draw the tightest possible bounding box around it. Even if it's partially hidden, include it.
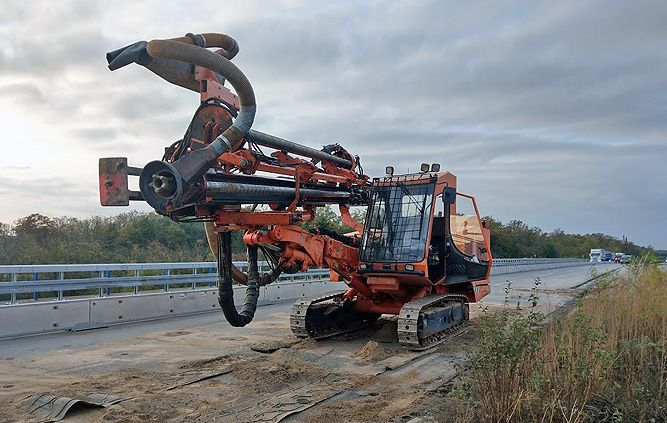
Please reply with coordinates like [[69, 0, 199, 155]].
[[290, 292, 469, 350], [397, 294, 469, 350], [290, 292, 379, 339]]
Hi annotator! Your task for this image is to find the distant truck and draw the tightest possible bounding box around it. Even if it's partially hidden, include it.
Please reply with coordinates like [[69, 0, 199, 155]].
[[590, 248, 607, 262]]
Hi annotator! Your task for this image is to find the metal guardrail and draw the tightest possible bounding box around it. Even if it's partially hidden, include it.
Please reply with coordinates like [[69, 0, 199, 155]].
[[0, 258, 589, 305], [491, 258, 585, 267], [490, 258, 592, 276], [0, 262, 329, 305]]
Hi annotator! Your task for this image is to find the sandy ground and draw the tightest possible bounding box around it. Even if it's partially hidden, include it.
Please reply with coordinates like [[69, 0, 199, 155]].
[[0, 316, 474, 423], [0, 264, 619, 422]]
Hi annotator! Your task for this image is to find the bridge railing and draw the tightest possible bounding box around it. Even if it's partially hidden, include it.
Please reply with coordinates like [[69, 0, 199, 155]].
[[491, 258, 585, 267], [0, 262, 329, 305], [0, 258, 594, 304], [490, 257, 593, 275]]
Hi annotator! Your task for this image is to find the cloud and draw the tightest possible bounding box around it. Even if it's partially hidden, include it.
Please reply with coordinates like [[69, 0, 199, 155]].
[[0, 0, 665, 248], [0, 82, 47, 104]]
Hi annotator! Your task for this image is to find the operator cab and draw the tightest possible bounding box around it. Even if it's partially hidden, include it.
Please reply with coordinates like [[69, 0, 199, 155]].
[[358, 169, 491, 296]]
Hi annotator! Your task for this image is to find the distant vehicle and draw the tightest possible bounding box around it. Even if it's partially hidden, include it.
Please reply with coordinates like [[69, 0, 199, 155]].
[[614, 253, 623, 263], [604, 252, 613, 262], [590, 248, 606, 262], [621, 254, 632, 264]]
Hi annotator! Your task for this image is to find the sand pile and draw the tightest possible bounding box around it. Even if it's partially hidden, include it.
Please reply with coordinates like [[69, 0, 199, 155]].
[[179, 354, 231, 369], [294, 337, 320, 350], [356, 340, 391, 362]]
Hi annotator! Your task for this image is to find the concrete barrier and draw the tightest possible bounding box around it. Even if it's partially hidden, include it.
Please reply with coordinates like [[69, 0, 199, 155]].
[[0, 280, 340, 339]]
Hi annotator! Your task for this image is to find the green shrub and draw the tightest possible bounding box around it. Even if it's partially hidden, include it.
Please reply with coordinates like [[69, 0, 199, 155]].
[[457, 259, 666, 422]]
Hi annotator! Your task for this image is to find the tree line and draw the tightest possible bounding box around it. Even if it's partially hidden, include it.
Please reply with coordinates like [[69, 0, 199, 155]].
[[483, 217, 651, 259], [0, 210, 652, 265]]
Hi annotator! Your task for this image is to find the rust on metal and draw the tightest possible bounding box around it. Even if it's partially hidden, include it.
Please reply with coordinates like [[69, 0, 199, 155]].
[[194, 65, 240, 107], [99, 157, 129, 206]]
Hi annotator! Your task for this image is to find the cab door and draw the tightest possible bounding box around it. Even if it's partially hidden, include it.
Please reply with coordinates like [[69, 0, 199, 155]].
[[427, 187, 455, 283]]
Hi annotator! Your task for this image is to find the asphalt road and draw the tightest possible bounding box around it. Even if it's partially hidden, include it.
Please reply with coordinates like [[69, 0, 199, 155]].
[[485, 262, 620, 307], [0, 262, 619, 360]]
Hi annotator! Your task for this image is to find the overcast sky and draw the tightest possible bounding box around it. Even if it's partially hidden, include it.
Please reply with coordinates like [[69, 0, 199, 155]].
[[0, 1, 665, 248]]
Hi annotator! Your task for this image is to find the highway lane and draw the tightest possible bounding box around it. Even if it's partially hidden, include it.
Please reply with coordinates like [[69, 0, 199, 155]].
[[484, 262, 620, 309], [0, 262, 619, 360]]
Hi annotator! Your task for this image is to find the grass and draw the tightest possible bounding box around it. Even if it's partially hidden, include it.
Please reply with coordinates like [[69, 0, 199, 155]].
[[453, 258, 667, 422]]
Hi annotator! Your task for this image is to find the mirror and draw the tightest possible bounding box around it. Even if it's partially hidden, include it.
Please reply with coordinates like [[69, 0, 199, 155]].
[[443, 186, 456, 204]]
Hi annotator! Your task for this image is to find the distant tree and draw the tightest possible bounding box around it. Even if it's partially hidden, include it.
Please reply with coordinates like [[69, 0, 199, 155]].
[[0, 223, 16, 264], [301, 206, 345, 233], [483, 216, 652, 258], [13, 213, 58, 239], [0, 211, 655, 264]]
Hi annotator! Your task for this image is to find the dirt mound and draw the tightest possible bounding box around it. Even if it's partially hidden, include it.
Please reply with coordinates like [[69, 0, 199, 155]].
[[294, 337, 320, 350], [356, 341, 391, 362], [231, 358, 329, 394], [249, 339, 293, 353], [179, 354, 231, 369]]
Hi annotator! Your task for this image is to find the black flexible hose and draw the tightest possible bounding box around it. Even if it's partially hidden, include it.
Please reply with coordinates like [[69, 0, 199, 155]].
[[217, 231, 260, 327], [205, 222, 282, 286]]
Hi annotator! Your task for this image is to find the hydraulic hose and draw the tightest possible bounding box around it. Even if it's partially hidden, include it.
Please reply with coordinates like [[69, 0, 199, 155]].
[[217, 232, 260, 327], [205, 222, 282, 286]]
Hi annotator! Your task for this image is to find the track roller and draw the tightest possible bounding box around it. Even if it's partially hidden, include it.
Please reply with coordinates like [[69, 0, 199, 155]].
[[398, 294, 469, 350], [290, 292, 379, 339]]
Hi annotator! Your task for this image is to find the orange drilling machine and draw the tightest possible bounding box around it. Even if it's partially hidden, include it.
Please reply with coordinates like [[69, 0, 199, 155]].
[[100, 33, 492, 349]]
